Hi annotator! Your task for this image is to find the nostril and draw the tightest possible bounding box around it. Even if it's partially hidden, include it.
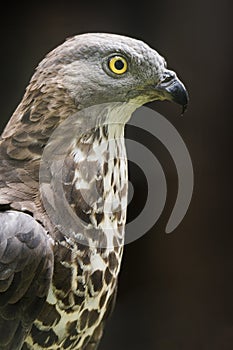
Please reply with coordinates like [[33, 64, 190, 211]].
[[163, 75, 173, 83], [162, 71, 176, 83]]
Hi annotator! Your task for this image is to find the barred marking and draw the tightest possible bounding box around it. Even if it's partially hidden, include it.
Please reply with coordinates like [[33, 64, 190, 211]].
[[25, 122, 128, 349]]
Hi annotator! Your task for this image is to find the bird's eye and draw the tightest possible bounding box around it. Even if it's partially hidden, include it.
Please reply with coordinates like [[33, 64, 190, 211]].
[[108, 56, 128, 75]]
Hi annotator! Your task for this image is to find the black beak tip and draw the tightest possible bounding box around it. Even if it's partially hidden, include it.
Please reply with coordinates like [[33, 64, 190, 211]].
[[181, 102, 188, 116]]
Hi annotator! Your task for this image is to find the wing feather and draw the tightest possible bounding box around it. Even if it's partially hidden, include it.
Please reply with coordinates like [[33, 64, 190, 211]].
[[0, 210, 53, 350]]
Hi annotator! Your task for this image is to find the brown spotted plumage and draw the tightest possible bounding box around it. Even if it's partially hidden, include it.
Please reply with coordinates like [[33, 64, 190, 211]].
[[0, 33, 188, 349]]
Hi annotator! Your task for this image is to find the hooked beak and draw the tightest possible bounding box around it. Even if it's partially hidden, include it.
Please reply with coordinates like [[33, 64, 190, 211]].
[[156, 70, 189, 115]]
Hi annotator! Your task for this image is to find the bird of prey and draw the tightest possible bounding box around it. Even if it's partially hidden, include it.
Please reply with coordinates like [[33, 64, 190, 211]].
[[0, 33, 188, 349]]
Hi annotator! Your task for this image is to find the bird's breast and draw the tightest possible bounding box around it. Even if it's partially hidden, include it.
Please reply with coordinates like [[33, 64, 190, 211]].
[[24, 124, 128, 349], [63, 123, 128, 249]]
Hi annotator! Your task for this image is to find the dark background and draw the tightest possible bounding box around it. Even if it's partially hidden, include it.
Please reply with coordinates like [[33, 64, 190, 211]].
[[1, 1, 232, 349]]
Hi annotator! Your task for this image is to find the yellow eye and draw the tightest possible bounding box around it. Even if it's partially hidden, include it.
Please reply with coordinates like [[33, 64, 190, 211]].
[[108, 56, 128, 75]]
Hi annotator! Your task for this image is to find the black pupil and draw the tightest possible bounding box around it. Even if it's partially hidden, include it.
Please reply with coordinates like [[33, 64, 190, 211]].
[[114, 59, 124, 70]]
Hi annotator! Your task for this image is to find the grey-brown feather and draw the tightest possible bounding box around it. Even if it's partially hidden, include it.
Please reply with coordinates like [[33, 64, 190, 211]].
[[0, 48, 126, 350], [0, 33, 172, 349]]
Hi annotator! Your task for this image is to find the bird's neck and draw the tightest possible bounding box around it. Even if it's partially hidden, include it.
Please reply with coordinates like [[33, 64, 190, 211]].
[[40, 104, 134, 249], [0, 92, 136, 249]]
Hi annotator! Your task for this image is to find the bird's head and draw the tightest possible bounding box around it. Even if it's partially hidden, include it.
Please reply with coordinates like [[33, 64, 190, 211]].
[[35, 33, 188, 114]]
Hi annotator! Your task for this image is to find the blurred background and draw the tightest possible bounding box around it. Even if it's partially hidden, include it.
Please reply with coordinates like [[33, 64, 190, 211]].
[[0, 1, 232, 349]]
